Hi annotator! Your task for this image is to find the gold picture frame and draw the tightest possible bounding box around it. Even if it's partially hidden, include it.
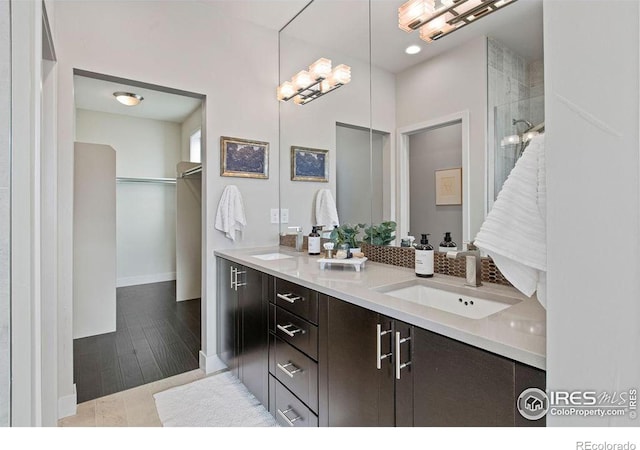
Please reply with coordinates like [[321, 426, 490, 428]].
[[435, 167, 462, 205], [291, 146, 329, 182], [220, 136, 269, 179]]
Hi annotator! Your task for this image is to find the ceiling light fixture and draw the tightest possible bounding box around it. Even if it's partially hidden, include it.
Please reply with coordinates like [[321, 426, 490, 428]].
[[399, 0, 517, 43], [277, 58, 351, 106], [113, 91, 144, 106], [405, 44, 422, 55]]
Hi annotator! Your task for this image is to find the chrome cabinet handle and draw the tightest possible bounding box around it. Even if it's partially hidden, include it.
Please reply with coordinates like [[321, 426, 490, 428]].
[[376, 324, 392, 369], [230, 266, 236, 289], [277, 293, 302, 304], [277, 362, 303, 378], [277, 407, 302, 426], [234, 270, 247, 288], [395, 331, 412, 380], [277, 323, 304, 337]]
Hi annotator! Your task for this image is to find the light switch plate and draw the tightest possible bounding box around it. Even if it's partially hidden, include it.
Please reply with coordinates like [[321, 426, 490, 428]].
[[270, 209, 279, 224], [280, 208, 289, 224]]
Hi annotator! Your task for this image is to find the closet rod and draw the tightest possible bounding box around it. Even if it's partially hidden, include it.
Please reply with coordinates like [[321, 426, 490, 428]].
[[180, 165, 202, 178], [116, 177, 176, 185]]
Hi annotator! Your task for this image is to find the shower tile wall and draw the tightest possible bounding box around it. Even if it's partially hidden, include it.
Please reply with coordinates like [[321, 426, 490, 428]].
[[488, 38, 545, 200], [0, 0, 10, 427]]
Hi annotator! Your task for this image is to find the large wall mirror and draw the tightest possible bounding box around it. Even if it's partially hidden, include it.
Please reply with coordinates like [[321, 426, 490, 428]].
[[279, 0, 543, 248]]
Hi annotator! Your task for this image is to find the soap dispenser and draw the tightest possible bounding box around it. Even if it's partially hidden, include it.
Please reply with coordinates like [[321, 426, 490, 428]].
[[308, 226, 322, 256], [414, 233, 434, 278], [438, 232, 458, 253]]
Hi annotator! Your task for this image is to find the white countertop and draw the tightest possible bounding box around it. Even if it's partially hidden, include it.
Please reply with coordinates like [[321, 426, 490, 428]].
[[215, 246, 546, 370]]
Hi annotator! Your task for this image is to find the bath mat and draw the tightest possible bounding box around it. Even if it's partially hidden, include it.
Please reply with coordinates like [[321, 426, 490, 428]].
[[153, 371, 276, 427]]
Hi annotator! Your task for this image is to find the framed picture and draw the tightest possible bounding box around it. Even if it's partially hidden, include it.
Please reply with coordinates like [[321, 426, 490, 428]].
[[220, 136, 269, 179], [435, 167, 462, 205], [291, 146, 329, 182]]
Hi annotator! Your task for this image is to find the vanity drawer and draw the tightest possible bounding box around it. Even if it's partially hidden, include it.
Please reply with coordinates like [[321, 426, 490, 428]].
[[274, 278, 318, 324], [269, 335, 318, 414], [270, 375, 318, 427], [270, 304, 318, 360]]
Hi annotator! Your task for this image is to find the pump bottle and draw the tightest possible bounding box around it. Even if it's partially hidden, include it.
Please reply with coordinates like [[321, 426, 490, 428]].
[[414, 233, 434, 278], [308, 226, 321, 255]]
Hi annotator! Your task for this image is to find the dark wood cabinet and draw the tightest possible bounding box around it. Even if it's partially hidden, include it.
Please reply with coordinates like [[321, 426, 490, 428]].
[[320, 296, 546, 427], [216, 257, 269, 406]]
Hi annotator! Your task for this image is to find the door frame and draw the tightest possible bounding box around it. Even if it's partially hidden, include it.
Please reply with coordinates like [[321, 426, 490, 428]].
[[396, 110, 470, 246]]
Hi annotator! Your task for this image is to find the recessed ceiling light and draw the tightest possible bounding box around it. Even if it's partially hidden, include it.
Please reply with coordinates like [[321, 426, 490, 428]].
[[113, 91, 144, 106], [405, 45, 422, 55]]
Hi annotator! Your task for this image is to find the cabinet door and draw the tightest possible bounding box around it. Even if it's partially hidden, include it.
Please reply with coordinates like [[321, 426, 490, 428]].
[[411, 327, 515, 426], [216, 258, 239, 376], [239, 266, 269, 406], [325, 298, 395, 426]]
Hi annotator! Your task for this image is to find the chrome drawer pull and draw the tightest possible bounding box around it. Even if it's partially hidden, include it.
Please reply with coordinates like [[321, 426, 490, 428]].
[[376, 324, 392, 370], [277, 293, 302, 304], [277, 323, 304, 337], [395, 331, 412, 380], [277, 362, 303, 378], [277, 407, 302, 426]]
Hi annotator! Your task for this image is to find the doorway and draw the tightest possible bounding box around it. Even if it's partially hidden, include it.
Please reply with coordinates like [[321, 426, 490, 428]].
[[72, 71, 205, 403]]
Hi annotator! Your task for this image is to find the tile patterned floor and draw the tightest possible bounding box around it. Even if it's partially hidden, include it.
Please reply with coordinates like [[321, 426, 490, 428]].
[[58, 369, 207, 427]]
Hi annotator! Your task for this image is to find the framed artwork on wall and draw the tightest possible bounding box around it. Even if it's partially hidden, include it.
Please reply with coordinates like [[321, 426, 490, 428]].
[[435, 167, 462, 205], [291, 146, 329, 182], [220, 136, 269, 179]]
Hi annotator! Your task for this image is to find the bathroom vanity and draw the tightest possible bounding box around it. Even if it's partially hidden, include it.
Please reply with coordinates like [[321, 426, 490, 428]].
[[215, 247, 546, 427]]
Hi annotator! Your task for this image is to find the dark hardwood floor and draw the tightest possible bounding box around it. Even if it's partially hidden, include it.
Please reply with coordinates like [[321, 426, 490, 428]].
[[73, 281, 201, 403]]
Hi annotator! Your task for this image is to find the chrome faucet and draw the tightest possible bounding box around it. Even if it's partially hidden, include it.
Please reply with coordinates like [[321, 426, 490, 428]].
[[288, 226, 303, 252], [446, 249, 483, 287]]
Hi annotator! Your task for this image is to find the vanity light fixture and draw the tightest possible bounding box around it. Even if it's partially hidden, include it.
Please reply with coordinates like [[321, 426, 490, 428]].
[[398, 0, 518, 43], [113, 91, 144, 106], [277, 58, 351, 105]]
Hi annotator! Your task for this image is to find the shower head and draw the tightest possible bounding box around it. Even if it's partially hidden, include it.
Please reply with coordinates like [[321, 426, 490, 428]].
[[512, 118, 533, 130]]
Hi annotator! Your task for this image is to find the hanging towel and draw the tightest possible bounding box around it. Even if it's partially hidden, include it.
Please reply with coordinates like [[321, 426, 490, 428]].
[[215, 185, 246, 242], [474, 134, 547, 307], [315, 189, 340, 228]]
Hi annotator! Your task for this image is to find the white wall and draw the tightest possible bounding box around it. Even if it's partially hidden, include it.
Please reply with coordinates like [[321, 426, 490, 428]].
[[176, 162, 202, 302], [76, 109, 180, 286], [181, 105, 202, 162], [54, 0, 281, 401], [409, 123, 463, 244], [396, 37, 486, 246], [0, 0, 11, 428], [545, 0, 640, 426], [73, 143, 116, 339]]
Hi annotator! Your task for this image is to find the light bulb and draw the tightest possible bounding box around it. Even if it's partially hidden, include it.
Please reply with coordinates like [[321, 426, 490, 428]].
[[293, 70, 313, 90], [309, 58, 332, 81], [276, 81, 295, 101], [332, 64, 351, 85], [425, 15, 446, 31]]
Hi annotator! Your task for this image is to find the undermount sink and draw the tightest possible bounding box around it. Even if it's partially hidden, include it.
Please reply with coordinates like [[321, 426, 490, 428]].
[[375, 280, 521, 320], [250, 253, 293, 261]]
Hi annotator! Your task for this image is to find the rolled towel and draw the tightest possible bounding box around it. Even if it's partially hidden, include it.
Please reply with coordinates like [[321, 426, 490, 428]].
[[474, 135, 546, 307], [214, 185, 246, 242], [315, 188, 339, 228]]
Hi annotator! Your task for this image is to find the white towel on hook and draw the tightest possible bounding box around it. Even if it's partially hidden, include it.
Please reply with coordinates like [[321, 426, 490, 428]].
[[314, 189, 340, 228], [474, 134, 547, 308], [215, 185, 246, 242]]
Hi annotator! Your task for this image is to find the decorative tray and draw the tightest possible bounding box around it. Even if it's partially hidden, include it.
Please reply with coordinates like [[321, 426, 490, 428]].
[[317, 257, 368, 272]]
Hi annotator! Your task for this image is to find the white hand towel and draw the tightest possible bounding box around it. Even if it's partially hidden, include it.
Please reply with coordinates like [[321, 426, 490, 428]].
[[215, 185, 246, 242], [315, 189, 340, 228], [474, 135, 547, 307]]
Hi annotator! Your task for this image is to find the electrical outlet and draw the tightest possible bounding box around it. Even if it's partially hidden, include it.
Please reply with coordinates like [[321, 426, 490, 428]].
[[270, 209, 280, 224], [280, 208, 289, 224]]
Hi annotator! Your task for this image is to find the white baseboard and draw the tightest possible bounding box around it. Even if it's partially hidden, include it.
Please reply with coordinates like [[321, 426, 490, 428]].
[[58, 384, 77, 419], [199, 351, 227, 374], [117, 272, 176, 287]]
